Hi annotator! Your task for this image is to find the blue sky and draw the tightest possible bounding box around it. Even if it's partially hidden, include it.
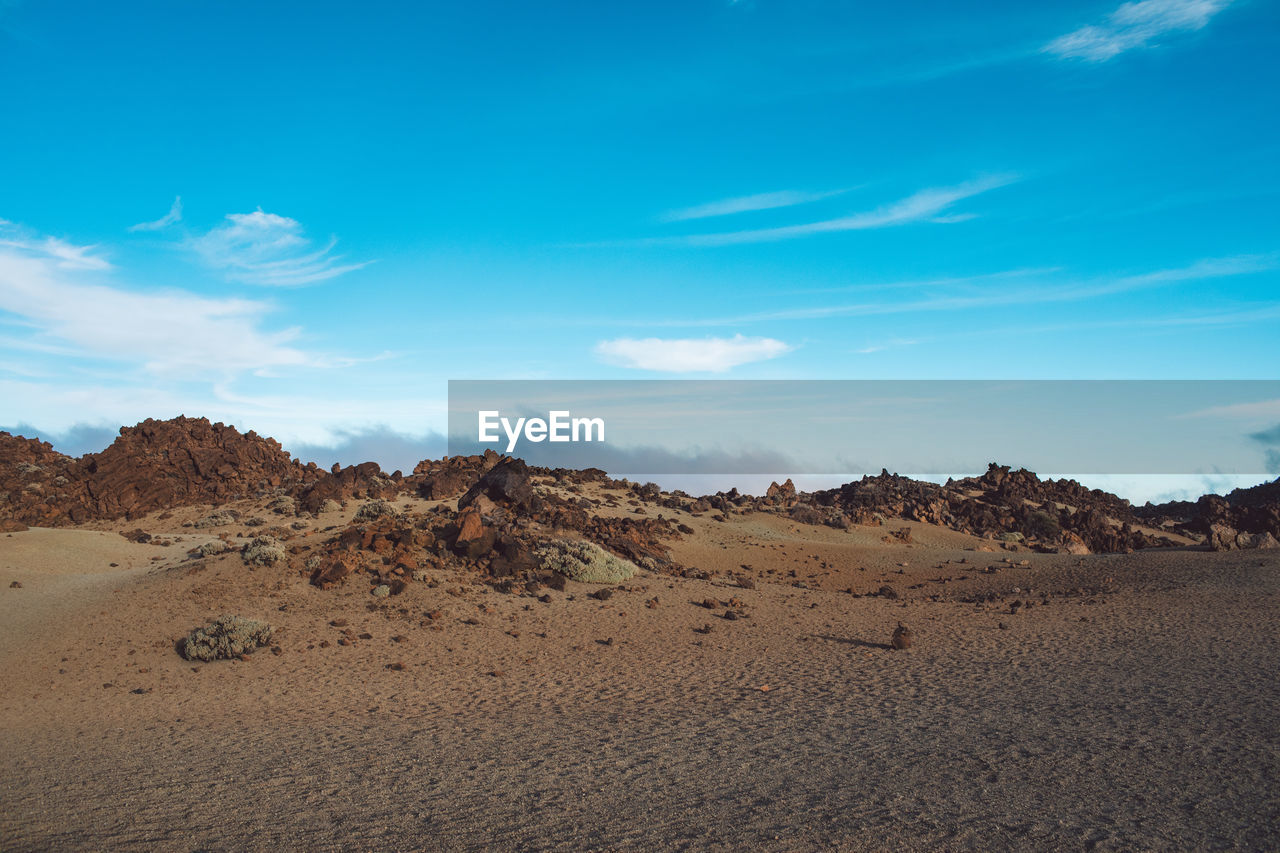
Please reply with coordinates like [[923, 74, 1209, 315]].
[[1, 0, 1278, 481]]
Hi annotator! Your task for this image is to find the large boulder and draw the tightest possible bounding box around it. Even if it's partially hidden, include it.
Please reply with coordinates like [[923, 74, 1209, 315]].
[[458, 459, 538, 513], [1, 417, 320, 525]]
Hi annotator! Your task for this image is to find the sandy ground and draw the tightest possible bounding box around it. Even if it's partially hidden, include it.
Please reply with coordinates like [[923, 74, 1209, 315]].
[[0, 495, 1277, 851]]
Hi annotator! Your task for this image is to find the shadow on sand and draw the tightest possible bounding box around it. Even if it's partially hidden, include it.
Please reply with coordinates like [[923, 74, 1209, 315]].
[[811, 633, 892, 651]]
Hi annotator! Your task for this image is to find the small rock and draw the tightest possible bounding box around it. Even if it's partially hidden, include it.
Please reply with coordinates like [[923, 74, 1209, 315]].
[[891, 623, 912, 650]]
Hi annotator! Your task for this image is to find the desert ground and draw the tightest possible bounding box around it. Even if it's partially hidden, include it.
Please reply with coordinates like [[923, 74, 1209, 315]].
[[2, 482, 1277, 852]]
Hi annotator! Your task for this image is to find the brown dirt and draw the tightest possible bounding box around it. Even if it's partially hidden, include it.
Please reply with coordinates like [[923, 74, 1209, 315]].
[[1, 492, 1277, 851]]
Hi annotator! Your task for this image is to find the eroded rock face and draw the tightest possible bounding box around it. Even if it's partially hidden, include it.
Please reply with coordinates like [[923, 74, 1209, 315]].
[[80, 418, 317, 521], [459, 459, 538, 514], [0, 432, 80, 525], [294, 461, 398, 516], [766, 479, 796, 501], [411, 450, 500, 500], [788, 465, 1168, 554], [1, 417, 319, 525]]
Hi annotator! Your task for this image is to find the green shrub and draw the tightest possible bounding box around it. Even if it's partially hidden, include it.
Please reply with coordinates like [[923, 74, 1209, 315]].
[[355, 499, 397, 522], [180, 615, 273, 661], [192, 540, 231, 558], [194, 509, 238, 529], [536, 539, 638, 584], [1026, 510, 1062, 540], [241, 535, 285, 566], [267, 495, 297, 515]]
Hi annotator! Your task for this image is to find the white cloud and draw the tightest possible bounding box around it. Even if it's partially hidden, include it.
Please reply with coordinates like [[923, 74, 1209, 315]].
[[0, 220, 111, 270], [588, 175, 1016, 248], [638, 253, 1276, 326], [0, 222, 314, 375], [190, 208, 370, 286], [1045, 0, 1230, 61], [594, 334, 792, 372], [128, 196, 183, 232], [660, 188, 849, 223]]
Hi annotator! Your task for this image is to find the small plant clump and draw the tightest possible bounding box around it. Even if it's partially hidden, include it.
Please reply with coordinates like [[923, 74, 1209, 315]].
[[194, 509, 239, 529], [536, 539, 638, 584], [241, 535, 285, 566], [266, 495, 297, 515], [192, 540, 231, 558], [1026, 510, 1063, 541], [355, 499, 397, 523], [180, 615, 273, 662]]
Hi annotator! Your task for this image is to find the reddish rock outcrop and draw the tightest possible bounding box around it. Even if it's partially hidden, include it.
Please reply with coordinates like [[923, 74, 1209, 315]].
[[1, 417, 320, 525], [293, 461, 399, 515], [0, 432, 80, 525]]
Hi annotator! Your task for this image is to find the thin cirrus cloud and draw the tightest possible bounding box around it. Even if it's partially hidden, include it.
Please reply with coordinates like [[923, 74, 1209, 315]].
[[629, 254, 1276, 327], [595, 334, 792, 373], [659, 188, 851, 223], [1044, 0, 1231, 62], [0, 219, 111, 271], [589, 175, 1017, 248], [189, 209, 371, 286], [128, 196, 183, 232], [0, 219, 316, 375]]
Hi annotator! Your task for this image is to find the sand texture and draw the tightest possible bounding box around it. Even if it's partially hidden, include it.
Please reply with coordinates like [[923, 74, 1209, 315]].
[[1, 485, 1277, 851]]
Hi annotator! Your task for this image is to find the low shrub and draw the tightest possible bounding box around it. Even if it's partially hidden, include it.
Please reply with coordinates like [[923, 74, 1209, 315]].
[[242, 536, 285, 566], [355, 499, 397, 523], [536, 539, 638, 584], [180, 615, 273, 662]]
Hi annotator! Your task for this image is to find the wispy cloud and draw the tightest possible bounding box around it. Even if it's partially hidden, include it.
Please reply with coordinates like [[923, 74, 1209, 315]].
[[587, 175, 1017, 248], [595, 334, 792, 372], [189, 209, 371, 286], [1177, 398, 1280, 420], [1045, 0, 1231, 62], [128, 196, 182, 232], [0, 220, 111, 270], [0, 219, 316, 374], [624, 254, 1276, 327], [856, 338, 919, 355], [660, 188, 850, 223]]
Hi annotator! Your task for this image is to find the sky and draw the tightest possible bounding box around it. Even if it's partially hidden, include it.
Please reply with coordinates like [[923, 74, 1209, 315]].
[[1, 0, 1278, 496]]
